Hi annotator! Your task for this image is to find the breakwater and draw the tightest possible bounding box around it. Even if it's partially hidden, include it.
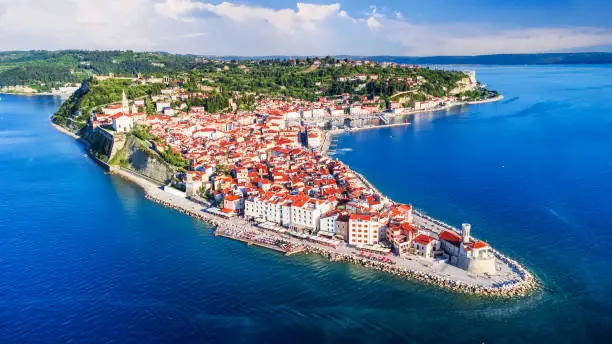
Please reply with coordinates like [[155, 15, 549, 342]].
[[306, 246, 537, 297]]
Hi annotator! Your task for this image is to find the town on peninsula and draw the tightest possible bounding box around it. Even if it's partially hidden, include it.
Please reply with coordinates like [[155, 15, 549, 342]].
[[16, 52, 535, 297]]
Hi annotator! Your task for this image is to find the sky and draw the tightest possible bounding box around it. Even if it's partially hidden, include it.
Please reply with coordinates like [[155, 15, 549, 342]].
[[1, 0, 612, 56]]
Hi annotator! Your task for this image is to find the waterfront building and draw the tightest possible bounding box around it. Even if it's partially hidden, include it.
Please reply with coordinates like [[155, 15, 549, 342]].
[[319, 212, 338, 237], [411, 234, 438, 259], [335, 214, 349, 241], [223, 194, 244, 215], [289, 197, 330, 232], [438, 224, 496, 275], [387, 222, 416, 256], [348, 214, 382, 246], [244, 193, 286, 225]]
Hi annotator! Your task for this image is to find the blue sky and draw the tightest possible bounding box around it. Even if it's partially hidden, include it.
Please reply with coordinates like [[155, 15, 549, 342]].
[[0, 0, 611, 56]]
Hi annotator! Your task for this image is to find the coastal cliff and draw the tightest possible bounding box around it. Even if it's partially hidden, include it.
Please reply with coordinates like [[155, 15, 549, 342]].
[[81, 127, 175, 184]]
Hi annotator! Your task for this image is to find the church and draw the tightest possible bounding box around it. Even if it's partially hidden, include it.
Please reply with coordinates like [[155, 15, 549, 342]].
[[111, 90, 133, 133]]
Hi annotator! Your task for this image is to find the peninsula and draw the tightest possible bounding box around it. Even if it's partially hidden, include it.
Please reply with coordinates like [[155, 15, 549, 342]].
[[50, 56, 534, 297]]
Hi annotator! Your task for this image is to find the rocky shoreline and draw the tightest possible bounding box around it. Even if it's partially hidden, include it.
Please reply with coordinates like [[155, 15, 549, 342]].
[[308, 246, 537, 297], [138, 181, 537, 298]]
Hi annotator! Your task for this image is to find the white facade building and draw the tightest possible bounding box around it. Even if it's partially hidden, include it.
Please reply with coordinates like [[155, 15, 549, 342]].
[[348, 214, 380, 246], [319, 213, 337, 236], [112, 114, 133, 132], [112, 90, 133, 132]]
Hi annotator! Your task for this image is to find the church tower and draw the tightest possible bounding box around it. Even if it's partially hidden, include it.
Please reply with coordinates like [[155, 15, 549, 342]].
[[461, 223, 471, 243], [122, 90, 129, 114]]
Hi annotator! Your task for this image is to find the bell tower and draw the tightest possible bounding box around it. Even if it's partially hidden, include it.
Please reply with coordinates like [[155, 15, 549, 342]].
[[461, 223, 471, 243], [122, 90, 129, 114]]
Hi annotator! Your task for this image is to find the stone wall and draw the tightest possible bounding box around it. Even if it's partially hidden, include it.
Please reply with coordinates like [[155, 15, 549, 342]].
[[126, 138, 174, 184], [82, 127, 174, 184]]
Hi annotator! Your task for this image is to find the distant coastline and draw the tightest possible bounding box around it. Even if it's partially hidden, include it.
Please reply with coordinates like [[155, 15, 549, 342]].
[[320, 95, 504, 156], [0, 90, 76, 97]]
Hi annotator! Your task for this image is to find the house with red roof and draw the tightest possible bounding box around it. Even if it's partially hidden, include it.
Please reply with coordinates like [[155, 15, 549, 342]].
[[411, 234, 438, 259], [223, 193, 244, 214]]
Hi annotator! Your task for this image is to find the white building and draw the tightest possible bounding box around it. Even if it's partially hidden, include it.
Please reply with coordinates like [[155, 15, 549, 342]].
[[290, 198, 330, 231], [349, 106, 367, 116], [328, 107, 344, 117], [282, 111, 300, 120], [156, 101, 171, 113], [348, 214, 380, 246], [307, 132, 321, 148], [245, 195, 286, 225], [112, 114, 133, 132], [301, 109, 314, 118], [319, 213, 337, 237], [438, 224, 496, 275], [111, 91, 133, 132], [411, 234, 438, 259]]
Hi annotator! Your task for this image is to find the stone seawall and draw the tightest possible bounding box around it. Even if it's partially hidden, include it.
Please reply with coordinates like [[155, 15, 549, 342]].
[[307, 246, 537, 297], [139, 183, 537, 298]]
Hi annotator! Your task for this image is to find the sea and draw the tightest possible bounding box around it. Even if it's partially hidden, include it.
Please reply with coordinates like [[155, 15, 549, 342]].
[[1, 66, 611, 343]]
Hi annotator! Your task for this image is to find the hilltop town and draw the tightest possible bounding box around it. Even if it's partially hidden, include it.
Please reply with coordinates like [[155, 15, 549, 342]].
[[51, 58, 534, 296]]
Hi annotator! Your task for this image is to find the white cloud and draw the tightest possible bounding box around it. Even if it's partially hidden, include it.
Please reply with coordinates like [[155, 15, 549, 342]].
[[0, 0, 158, 50], [366, 16, 382, 30], [363, 6, 383, 31], [382, 20, 612, 56], [0, 0, 610, 56], [155, 1, 344, 34], [180, 32, 208, 38]]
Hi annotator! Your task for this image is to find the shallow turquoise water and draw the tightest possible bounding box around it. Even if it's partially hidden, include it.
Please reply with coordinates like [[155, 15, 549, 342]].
[[1, 66, 611, 343]]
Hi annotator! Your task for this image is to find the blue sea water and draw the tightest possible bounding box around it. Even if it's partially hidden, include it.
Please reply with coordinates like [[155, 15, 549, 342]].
[[1, 66, 611, 343]]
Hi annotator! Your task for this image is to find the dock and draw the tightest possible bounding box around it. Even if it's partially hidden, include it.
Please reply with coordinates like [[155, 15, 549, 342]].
[[215, 230, 305, 256]]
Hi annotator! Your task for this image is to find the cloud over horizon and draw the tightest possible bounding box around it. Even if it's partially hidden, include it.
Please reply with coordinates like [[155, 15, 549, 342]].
[[0, 0, 611, 56]]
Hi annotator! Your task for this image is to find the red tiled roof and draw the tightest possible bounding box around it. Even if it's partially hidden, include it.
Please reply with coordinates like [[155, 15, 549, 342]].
[[349, 214, 371, 221], [225, 194, 241, 202], [413, 234, 435, 245], [439, 230, 462, 245]]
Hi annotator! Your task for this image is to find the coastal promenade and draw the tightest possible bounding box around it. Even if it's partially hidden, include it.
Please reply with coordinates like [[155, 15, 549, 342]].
[[111, 167, 536, 297]]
